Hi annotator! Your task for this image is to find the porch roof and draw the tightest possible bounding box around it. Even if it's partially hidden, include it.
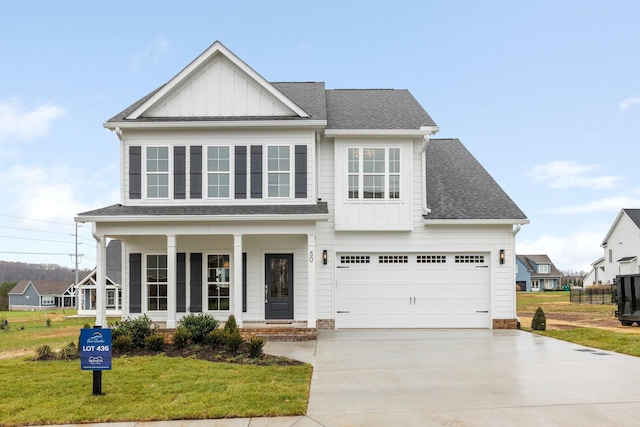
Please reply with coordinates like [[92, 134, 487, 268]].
[[77, 202, 329, 221]]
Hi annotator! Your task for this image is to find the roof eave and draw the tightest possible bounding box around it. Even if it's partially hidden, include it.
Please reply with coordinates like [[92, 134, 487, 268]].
[[76, 214, 330, 223], [325, 126, 439, 137], [104, 119, 327, 130], [422, 218, 530, 226]]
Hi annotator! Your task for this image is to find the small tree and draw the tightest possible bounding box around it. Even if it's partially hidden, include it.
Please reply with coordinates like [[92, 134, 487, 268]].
[[531, 307, 546, 331]]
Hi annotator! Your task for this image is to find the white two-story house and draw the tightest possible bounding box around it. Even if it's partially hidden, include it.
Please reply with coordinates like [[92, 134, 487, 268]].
[[77, 41, 528, 332]]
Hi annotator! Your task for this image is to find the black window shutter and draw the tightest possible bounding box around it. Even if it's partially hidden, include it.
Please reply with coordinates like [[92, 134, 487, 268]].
[[190, 146, 202, 199], [295, 145, 307, 198], [129, 253, 142, 313], [250, 145, 262, 198], [242, 253, 247, 312], [129, 146, 142, 199], [174, 146, 186, 199], [176, 253, 186, 312], [235, 146, 247, 199], [190, 253, 202, 312]]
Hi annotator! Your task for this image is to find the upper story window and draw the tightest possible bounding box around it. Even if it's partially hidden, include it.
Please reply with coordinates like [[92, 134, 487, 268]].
[[538, 264, 550, 274], [146, 147, 169, 198], [207, 146, 230, 198], [267, 146, 290, 198], [348, 147, 400, 199]]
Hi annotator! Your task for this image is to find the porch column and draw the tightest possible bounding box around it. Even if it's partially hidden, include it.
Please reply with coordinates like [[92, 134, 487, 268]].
[[307, 234, 317, 328], [95, 236, 107, 327], [166, 234, 177, 328], [233, 234, 243, 327]]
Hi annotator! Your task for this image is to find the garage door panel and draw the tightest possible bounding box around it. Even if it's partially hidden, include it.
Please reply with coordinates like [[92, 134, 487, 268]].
[[336, 253, 491, 329]]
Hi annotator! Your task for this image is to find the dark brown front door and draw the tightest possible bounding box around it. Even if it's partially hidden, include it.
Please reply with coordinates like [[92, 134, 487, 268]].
[[265, 254, 294, 319]]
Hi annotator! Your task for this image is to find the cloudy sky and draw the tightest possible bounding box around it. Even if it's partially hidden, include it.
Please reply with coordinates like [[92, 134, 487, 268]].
[[1, 1, 639, 273]]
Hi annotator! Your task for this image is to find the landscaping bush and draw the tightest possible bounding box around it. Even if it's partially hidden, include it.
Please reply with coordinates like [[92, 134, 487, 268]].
[[55, 342, 79, 360], [206, 329, 226, 349], [178, 313, 219, 343], [247, 336, 265, 358], [145, 333, 165, 351], [112, 334, 133, 353], [531, 307, 547, 331], [224, 314, 239, 335], [172, 326, 192, 349], [111, 315, 156, 349], [34, 345, 52, 361], [226, 331, 243, 354]]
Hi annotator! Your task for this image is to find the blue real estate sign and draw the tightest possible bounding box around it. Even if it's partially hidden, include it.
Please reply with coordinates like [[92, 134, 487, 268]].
[[80, 328, 112, 370]]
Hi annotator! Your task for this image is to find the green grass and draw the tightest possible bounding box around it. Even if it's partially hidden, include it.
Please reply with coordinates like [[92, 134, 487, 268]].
[[0, 310, 117, 354], [0, 355, 312, 426], [517, 291, 615, 319], [536, 328, 640, 357]]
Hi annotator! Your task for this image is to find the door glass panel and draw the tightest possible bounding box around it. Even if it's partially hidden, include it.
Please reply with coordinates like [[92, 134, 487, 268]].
[[269, 257, 289, 298]]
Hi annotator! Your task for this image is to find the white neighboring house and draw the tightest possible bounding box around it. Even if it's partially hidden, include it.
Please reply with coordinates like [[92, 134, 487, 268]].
[[592, 209, 640, 285], [76, 240, 123, 317], [76, 41, 529, 331], [582, 257, 605, 287]]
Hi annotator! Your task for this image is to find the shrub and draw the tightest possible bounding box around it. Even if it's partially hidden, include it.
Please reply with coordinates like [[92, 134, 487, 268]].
[[55, 342, 79, 360], [111, 315, 156, 349], [531, 307, 547, 331], [112, 334, 133, 353], [0, 316, 8, 331], [34, 345, 52, 361], [172, 326, 192, 349], [178, 313, 219, 343], [145, 333, 165, 351], [247, 336, 265, 358], [224, 314, 238, 335], [206, 329, 226, 349], [45, 318, 52, 327], [225, 331, 243, 354]]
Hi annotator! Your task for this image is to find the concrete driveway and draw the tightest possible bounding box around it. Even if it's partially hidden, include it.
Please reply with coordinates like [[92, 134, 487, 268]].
[[264, 329, 640, 426]]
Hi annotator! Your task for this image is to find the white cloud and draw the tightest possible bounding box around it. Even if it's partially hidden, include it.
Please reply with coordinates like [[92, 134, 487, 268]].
[[518, 229, 607, 272], [542, 195, 640, 215], [0, 100, 66, 143], [529, 160, 620, 190], [620, 96, 640, 111], [130, 36, 170, 71]]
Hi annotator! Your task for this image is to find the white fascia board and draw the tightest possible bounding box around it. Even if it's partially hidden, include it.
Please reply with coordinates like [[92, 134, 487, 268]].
[[76, 214, 330, 223], [423, 218, 530, 226], [325, 126, 439, 137], [104, 120, 327, 130], [600, 209, 625, 247], [126, 41, 310, 120]]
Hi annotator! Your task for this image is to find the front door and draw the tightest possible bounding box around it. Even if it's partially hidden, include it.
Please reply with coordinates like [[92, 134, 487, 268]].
[[265, 254, 294, 319]]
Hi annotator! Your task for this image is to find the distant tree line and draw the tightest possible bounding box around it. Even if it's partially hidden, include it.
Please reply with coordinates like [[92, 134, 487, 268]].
[[560, 269, 587, 287], [0, 261, 92, 284]]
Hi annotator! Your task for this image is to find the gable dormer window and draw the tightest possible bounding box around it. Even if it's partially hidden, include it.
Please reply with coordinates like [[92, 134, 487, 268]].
[[348, 147, 400, 199], [146, 146, 169, 198], [207, 146, 231, 198], [267, 145, 291, 198], [538, 264, 549, 274]]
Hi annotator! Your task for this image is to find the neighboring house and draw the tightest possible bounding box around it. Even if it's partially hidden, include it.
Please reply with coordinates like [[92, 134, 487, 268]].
[[582, 257, 605, 287], [76, 41, 528, 331], [595, 208, 640, 284], [8, 280, 75, 310], [515, 255, 563, 292], [76, 240, 123, 317]]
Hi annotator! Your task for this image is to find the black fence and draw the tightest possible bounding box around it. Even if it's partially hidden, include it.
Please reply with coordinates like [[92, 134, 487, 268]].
[[570, 285, 616, 304]]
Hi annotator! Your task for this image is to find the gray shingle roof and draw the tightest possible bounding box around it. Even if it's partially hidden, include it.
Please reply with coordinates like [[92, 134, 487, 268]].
[[517, 254, 562, 278], [325, 89, 436, 129], [623, 209, 640, 229], [273, 82, 327, 121], [425, 139, 527, 221], [78, 202, 329, 218], [9, 280, 74, 296]]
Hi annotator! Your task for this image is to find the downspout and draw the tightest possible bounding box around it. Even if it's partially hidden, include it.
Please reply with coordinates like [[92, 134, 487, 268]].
[[421, 135, 431, 215], [115, 127, 125, 205], [512, 224, 522, 326], [316, 131, 322, 201]]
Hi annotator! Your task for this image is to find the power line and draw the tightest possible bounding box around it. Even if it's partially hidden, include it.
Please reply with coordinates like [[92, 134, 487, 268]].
[[0, 225, 94, 243], [0, 251, 86, 256], [0, 234, 96, 245], [0, 213, 75, 226]]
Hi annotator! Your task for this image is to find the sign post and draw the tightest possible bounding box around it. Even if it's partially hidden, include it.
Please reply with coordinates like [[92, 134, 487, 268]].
[[80, 327, 112, 395]]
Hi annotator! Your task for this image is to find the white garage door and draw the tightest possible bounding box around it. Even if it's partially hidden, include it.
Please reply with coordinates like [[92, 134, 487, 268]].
[[335, 253, 490, 328]]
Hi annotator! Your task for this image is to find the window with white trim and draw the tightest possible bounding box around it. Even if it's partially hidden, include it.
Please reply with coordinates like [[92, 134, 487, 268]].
[[147, 254, 167, 311], [267, 146, 290, 197], [538, 264, 550, 274], [207, 146, 230, 198], [347, 147, 400, 199], [207, 254, 230, 311], [146, 147, 169, 198], [42, 296, 55, 305]]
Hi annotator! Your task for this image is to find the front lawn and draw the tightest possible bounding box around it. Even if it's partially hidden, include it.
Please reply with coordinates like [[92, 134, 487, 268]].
[[0, 354, 312, 426]]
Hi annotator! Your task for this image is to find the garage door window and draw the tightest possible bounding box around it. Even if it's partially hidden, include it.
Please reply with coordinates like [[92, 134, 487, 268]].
[[379, 255, 408, 263], [455, 255, 485, 263], [417, 255, 447, 263], [340, 255, 370, 264]]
